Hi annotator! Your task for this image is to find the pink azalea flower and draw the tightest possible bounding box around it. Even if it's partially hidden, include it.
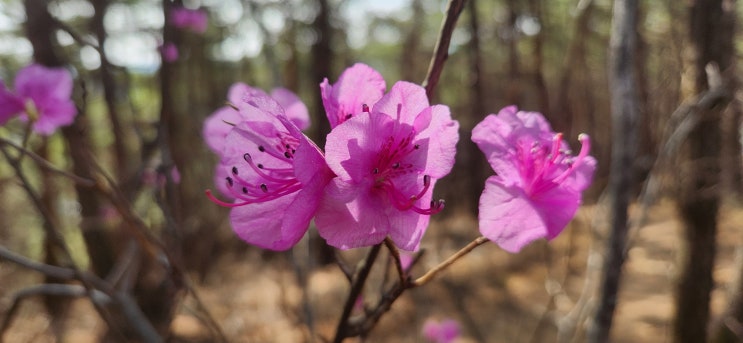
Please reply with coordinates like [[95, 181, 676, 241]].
[[320, 63, 386, 128], [160, 42, 179, 62], [472, 106, 596, 253], [170, 7, 208, 34], [422, 318, 460, 343], [204, 83, 310, 199], [203, 83, 310, 157], [206, 90, 333, 251], [0, 64, 77, 135], [315, 81, 459, 251]]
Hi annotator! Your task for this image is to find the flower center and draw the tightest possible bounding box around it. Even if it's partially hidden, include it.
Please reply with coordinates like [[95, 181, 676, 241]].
[[207, 131, 302, 207], [370, 130, 444, 215], [521, 133, 591, 196]]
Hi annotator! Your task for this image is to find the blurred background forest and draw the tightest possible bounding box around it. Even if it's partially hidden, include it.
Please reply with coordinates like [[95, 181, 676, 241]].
[[1, 0, 743, 342]]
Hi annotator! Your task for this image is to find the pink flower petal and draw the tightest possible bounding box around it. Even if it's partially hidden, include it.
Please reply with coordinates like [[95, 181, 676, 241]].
[[315, 178, 390, 250], [320, 63, 385, 128], [271, 87, 310, 131], [371, 81, 428, 125], [0, 83, 24, 125]]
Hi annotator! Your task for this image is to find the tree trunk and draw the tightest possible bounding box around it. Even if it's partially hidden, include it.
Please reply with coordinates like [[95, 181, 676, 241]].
[[310, 0, 336, 265], [91, 0, 136, 181], [528, 0, 549, 115], [464, 0, 487, 214], [673, 0, 733, 341], [588, 0, 639, 341], [552, 0, 594, 136], [400, 0, 425, 82]]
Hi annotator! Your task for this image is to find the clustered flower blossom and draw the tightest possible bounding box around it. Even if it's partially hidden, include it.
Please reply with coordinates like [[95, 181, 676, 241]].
[[170, 7, 208, 34], [203, 63, 595, 253], [0, 63, 77, 135], [203, 63, 459, 251]]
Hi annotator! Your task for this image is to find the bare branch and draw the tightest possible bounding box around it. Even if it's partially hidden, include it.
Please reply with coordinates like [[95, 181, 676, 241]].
[[421, 0, 468, 98], [0, 136, 96, 186]]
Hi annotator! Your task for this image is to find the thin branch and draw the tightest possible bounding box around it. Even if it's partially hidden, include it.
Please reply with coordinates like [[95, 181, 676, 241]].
[[0, 136, 96, 186], [332, 244, 382, 343], [0, 284, 111, 340], [412, 236, 488, 287], [383, 237, 405, 284], [0, 245, 75, 280], [421, 0, 468, 98]]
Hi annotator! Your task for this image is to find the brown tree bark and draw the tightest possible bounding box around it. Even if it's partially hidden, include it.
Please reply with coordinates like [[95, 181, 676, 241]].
[[673, 0, 734, 342], [310, 0, 336, 265], [310, 0, 333, 147], [464, 0, 487, 214], [588, 0, 639, 341]]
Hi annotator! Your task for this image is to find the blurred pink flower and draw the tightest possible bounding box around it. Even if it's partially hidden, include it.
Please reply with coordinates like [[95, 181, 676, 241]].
[[320, 63, 386, 128], [472, 106, 596, 253], [170, 7, 208, 33], [207, 90, 333, 251], [0, 63, 76, 135], [315, 81, 459, 251], [160, 42, 179, 62], [422, 318, 460, 343]]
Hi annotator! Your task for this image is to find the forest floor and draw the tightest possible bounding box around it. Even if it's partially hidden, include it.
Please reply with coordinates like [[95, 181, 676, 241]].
[[2, 199, 743, 343]]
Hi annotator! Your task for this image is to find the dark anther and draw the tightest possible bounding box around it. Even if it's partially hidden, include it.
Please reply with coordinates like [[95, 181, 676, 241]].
[[362, 104, 370, 112], [292, 149, 296, 154], [226, 177, 234, 186], [232, 166, 238, 175], [414, 144, 420, 149], [392, 162, 400, 169], [284, 152, 291, 158], [423, 175, 431, 186], [345, 113, 353, 120], [372, 167, 379, 174], [242, 187, 248, 194], [257, 163, 264, 169], [260, 184, 268, 192], [258, 145, 265, 152], [244, 153, 252, 162], [285, 144, 291, 149]]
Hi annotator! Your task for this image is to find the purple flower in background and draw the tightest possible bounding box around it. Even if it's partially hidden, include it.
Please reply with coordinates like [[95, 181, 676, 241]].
[[316, 81, 459, 251], [206, 90, 332, 251], [422, 318, 460, 343], [472, 106, 596, 253], [0, 63, 77, 135], [160, 42, 179, 62], [170, 6, 208, 33], [320, 63, 386, 128]]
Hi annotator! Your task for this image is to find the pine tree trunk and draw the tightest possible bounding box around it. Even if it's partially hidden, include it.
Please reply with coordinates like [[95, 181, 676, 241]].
[[673, 0, 733, 341]]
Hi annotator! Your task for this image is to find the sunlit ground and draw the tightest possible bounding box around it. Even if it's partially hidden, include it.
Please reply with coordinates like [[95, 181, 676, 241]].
[[2, 200, 742, 342]]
